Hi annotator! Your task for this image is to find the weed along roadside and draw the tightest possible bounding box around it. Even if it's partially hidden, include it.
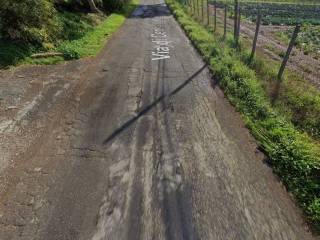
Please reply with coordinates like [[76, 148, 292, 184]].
[[57, 0, 140, 60], [0, 0, 140, 68], [165, 0, 320, 230]]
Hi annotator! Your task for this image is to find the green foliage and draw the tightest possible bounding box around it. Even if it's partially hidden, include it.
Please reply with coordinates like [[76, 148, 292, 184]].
[[102, 0, 129, 12], [0, 0, 56, 45], [0, 0, 138, 67], [241, 50, 320, 141], [55, 11, 95, 41], [0, 40, 36, 67], [276, 25, 320, 59], [291, 25, 319, 59], [55, 0, 104, 11], [0, 0, 138, 68], [58, 0, 138, 58], [167, 0, 320, 228], [216, 1, 320, 25], [0, 10, 97, 68]]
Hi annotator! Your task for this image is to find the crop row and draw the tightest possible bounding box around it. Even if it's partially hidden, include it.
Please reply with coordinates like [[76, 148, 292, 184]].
[[213, 1, 320, 25]]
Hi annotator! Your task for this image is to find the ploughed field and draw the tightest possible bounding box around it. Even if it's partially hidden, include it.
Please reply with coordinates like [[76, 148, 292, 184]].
[[214, 1, 320, 25], [276, 25, 320, 59], [213, 0, 320, 68], [236, 2, 320, 25]]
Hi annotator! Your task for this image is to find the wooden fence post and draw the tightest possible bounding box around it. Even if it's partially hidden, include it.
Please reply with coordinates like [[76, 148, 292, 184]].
[[213, 1, 217, 32], [201, 0, 204, 22], [224, 4, 227, 39], [193, 0, 196, 13], [236, 7, 241, 39], [234, 0, 239, 43], [207, 0, 210, 25], [277, 25, 301, 80], [196, 0, 198, 15], [250, 12, 262, 61]]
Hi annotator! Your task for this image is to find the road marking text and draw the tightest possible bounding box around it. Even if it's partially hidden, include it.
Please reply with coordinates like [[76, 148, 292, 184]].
[[151, 28, 171, 61]]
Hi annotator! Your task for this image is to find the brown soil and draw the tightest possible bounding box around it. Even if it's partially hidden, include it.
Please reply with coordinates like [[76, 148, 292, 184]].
[[214, 7, 320, 89]]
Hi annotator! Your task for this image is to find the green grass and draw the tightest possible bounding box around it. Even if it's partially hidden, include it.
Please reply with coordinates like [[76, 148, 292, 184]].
[[237, 43, 320, 141], [167, 0, 320, 230], [0, 40, 36, 68], [0, 10, 98, 68], [207, 6, 320, 141], [0, 0, 139, 68], [57, 0, 139, 59]]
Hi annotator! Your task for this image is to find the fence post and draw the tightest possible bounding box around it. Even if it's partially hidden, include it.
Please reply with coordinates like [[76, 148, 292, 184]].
[[234, 0, 239, 43], [213, 1, 217, 32], [201, 0, 204, 22], [236, 7, 241, 39], [223, 4, 227, 39], [207, 0, 210, 25], [277, 25, 301, 80], [250, 11, 262, 62]]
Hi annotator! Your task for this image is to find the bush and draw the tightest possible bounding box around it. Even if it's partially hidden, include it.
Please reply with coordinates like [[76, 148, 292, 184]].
[[55, 0, 103, 11], [102, 0, 128, 12], [0, 0, 56, 45]]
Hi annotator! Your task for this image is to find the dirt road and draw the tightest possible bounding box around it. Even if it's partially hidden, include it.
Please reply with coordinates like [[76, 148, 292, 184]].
[[0, 0, 316, 239]]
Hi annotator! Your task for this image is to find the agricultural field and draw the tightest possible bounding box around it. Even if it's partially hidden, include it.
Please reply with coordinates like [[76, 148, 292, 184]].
[[215, 1, 320, 25], [222, 0, 320, 4], [239, 2, 320, 25], [214, 0, 320, 74], [237, 1, 320, 60], [241, 0, 320, 3], [276, 25, 320, 59]]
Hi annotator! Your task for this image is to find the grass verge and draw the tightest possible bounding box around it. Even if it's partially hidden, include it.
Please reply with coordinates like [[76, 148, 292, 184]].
[[166, 0, 320, 230], [57, 0, 139, 59]]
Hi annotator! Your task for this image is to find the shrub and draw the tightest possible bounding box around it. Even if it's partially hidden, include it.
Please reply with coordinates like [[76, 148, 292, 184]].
[[0, 0, 56, 45], [102, 0, 129, 12], [55, 0, 103, 11]]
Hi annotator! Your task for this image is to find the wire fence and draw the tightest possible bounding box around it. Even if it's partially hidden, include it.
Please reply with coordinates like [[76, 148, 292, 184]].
[[178, 0, 320, 87]]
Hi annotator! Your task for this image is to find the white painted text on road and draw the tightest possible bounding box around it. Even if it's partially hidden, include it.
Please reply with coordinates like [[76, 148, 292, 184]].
[[151, 28, 171, 61]]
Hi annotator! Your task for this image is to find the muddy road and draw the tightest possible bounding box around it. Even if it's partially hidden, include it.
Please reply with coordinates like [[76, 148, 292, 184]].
[[0, 0, 316, 239]]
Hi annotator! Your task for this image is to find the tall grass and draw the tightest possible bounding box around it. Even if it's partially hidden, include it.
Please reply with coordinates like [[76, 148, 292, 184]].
[[58, 0, 139, 59]]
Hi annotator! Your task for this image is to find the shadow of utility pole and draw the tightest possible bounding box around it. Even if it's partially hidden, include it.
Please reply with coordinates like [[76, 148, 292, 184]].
[[103, 63, 208, 145]]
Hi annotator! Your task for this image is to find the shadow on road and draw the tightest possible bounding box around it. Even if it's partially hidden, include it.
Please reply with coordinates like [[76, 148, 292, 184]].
[[103, 63, 208, 145], [130, 3, 171, 18]]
